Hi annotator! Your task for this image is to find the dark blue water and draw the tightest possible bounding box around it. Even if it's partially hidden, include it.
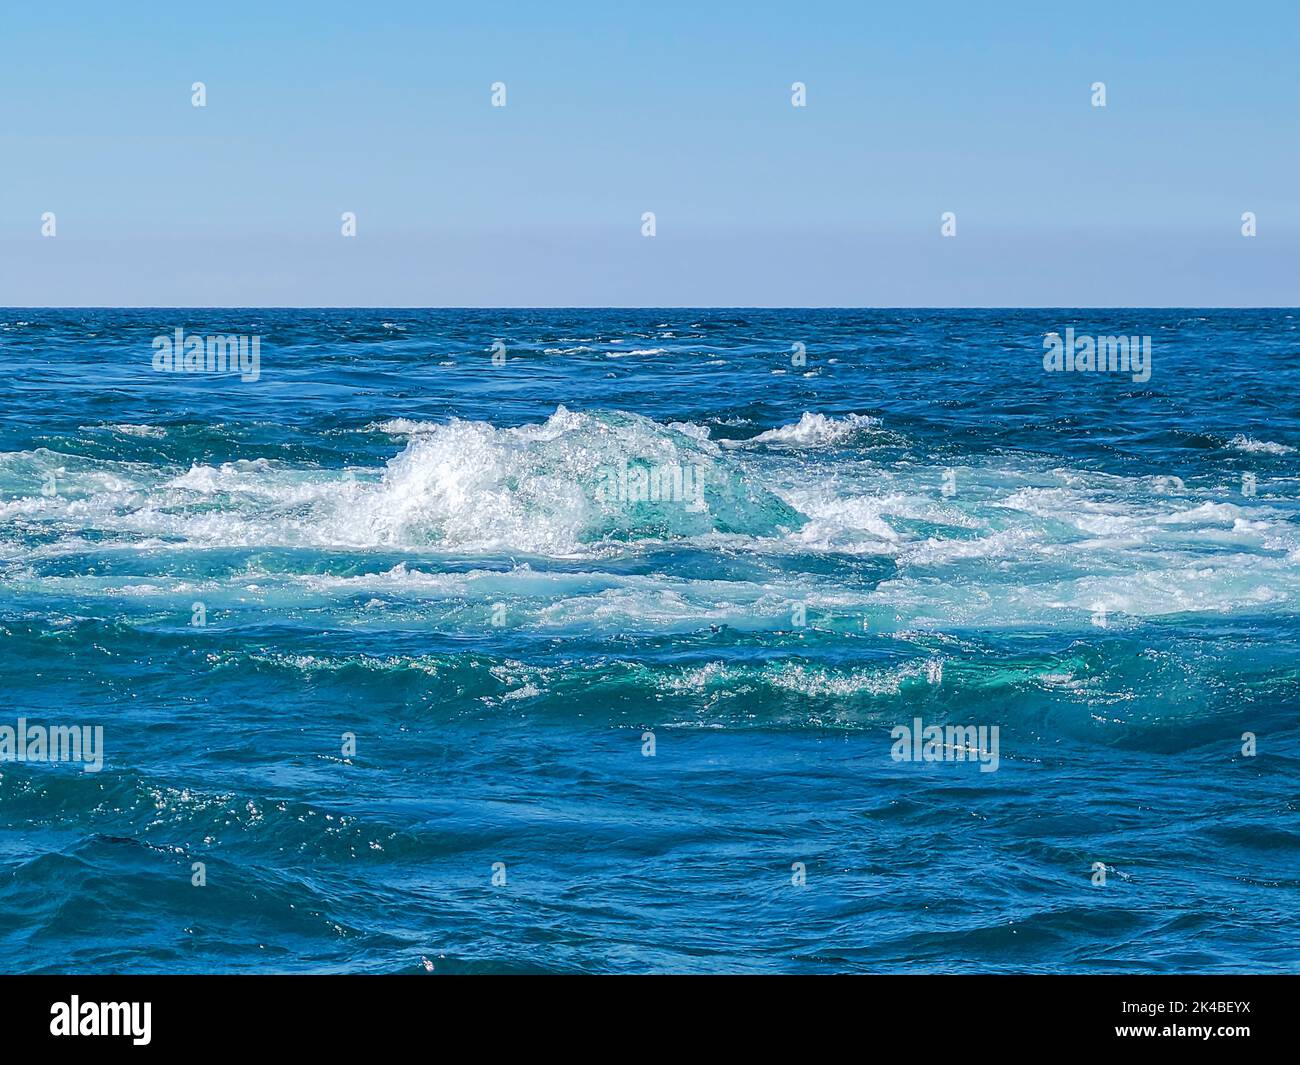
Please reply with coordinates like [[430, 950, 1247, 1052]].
[[1, 309, 1296, 973]]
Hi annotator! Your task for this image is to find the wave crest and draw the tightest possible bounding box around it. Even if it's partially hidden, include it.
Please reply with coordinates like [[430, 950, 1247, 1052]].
[[739, 412, 882, 447]]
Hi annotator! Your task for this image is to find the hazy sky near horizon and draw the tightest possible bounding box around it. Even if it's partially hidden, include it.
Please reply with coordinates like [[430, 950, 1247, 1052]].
[[1, 0, 1296, 306]]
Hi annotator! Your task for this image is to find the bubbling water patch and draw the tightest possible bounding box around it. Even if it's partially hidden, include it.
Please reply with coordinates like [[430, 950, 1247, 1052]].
[[0, 409, 807, 556], [1, 407, 1296, 631]]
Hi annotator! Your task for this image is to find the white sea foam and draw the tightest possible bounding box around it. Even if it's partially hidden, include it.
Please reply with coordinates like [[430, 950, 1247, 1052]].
[[102, 423, 167, 439], [3, 407, 1297, 630], [734, 412, 881, 447], [367, 418, 441, 435], [1228, 434, 1296, 455]]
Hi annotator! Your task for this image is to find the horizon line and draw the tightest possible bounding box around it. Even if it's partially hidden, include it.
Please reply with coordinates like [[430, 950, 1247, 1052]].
[[3, 305, 1297, 312]]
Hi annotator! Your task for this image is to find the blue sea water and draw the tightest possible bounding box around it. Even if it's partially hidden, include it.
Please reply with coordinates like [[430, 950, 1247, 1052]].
[[0, 308, 1296, 974]]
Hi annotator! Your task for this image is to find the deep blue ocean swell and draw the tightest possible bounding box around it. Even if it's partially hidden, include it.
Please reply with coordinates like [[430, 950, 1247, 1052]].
[[0, 309, 1297, 973]]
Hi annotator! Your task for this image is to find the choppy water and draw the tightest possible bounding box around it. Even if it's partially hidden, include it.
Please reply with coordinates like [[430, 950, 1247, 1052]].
[[1, 308, 1296, 973]]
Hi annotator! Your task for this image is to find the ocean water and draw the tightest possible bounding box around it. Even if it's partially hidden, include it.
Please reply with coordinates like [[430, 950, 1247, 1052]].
[[0, 308, 1296, 974]]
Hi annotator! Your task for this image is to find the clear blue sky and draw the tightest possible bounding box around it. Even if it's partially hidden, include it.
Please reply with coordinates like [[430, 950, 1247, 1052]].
[[1, 0, 1296, 305]]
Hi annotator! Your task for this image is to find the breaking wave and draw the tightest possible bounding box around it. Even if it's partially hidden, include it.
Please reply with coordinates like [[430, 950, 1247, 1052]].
[[734, 412, 884, 447]]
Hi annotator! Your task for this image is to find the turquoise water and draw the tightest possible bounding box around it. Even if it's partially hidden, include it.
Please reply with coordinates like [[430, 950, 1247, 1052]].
[[0, 308, 1296, 973]]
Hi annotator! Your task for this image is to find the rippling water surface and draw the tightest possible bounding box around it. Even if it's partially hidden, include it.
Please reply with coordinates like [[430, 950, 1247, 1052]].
[[0, 308, 1296, 973]]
